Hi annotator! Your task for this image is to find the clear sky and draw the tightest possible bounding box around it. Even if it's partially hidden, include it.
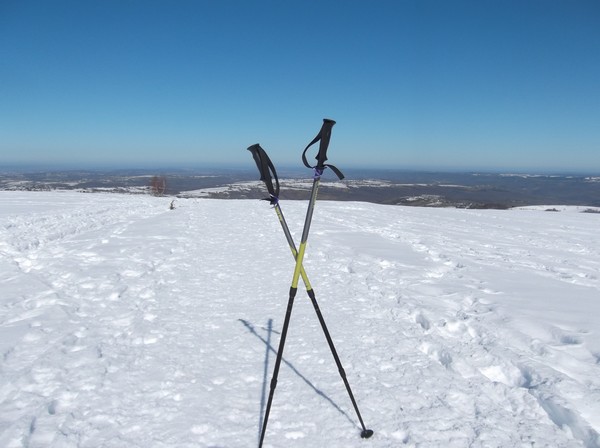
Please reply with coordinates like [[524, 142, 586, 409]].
[[1, 0, 599, 173]]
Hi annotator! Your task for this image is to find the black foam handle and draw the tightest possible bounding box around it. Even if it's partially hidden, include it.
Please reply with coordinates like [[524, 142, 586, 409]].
[[316, 118, 336, 168], [247, 144, 267, 181], [247, 144, 280, 201], [302, 118, 336, 170]]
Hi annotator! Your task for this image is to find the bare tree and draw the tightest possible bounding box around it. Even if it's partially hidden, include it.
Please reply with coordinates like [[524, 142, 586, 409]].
[[150, 176, 167, 196]]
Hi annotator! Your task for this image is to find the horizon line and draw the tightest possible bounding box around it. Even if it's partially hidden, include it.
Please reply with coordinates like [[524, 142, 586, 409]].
[[2, 164, 600, 178]]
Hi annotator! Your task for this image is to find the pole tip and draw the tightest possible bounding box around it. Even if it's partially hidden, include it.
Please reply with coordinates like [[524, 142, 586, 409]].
[[361, 429, 374, 439]]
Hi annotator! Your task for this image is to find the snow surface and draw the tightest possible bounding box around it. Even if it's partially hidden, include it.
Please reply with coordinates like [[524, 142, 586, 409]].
[[1, 191, 599, 448]]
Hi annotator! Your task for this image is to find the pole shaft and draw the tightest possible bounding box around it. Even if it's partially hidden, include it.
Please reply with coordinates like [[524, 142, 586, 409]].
[[259, 288, 297, 448], [275, 204, 312, 290], [300, 176, 320, 244], [307, 290, 369, 431], [291, 175, 320, 289]]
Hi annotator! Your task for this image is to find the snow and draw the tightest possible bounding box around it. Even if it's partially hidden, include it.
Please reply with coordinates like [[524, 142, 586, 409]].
[[1, 191, 599, 447]]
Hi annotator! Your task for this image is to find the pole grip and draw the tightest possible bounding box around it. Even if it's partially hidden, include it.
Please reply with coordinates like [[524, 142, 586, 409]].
[[302, 119, 344, 180], [316, 118, 336, 169], [247, 144, 280, 203]]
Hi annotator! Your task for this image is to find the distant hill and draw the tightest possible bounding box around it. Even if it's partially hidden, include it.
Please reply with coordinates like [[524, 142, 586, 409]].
[[1, 169, 599, 208]]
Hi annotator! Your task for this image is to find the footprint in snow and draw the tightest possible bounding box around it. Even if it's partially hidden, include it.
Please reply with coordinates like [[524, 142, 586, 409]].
[[414, 311, 431, 331], [420, 342, 453, 368]]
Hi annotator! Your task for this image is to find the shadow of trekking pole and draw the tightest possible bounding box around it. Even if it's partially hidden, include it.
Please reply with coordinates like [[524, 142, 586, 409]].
[[238, 318, 357, 445]]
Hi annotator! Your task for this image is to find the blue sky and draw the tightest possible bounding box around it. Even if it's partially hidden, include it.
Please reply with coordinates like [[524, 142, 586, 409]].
[[1, 0, 599, 173]]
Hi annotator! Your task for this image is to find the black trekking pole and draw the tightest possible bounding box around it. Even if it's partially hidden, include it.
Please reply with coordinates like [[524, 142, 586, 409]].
[[248, 120, 373, 447]]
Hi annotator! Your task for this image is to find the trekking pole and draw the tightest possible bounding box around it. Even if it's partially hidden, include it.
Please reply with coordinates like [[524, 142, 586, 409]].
[[248, 120, 373, 447], [247, 139, 301, 447], [297, 120, 372, 437]]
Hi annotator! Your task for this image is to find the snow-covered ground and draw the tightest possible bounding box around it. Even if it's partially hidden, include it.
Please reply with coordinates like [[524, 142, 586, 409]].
[[1, 191, 599, 447]]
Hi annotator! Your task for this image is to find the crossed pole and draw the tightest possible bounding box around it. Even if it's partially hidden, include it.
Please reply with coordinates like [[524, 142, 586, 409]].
[[247, 119, 373, 447]]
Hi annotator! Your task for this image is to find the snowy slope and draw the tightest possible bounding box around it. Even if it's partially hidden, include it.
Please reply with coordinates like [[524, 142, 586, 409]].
[[1, 191, 599, 448]]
